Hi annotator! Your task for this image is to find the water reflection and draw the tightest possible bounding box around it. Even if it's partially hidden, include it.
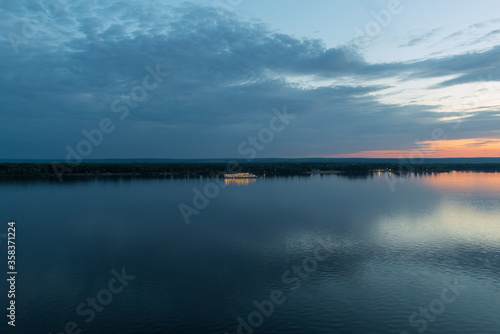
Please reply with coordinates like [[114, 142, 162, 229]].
[[376, 198, 500, 247], [422, 171, 500, 192], [1, 172, 499, 334], [224, 178, 256, 186]]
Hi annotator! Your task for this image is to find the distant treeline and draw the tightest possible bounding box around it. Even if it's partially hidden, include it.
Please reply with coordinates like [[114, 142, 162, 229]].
[[1, 162, 500, 180]]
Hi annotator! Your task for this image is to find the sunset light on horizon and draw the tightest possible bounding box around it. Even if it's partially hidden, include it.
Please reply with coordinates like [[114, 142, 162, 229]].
[[329, 137, 500, 159]]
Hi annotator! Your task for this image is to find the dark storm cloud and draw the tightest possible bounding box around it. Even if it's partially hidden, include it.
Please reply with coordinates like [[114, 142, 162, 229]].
[[0, 2, 499, 158]]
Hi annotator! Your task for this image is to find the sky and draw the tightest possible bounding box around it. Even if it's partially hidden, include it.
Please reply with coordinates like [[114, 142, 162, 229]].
[[1, 0, 500, 160]]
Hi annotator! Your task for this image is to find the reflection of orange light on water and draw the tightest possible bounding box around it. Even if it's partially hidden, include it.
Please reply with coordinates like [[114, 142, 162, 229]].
[[224, 178, 256, 186], [423, 171, 500, 192], [329, 138, 500, 158]]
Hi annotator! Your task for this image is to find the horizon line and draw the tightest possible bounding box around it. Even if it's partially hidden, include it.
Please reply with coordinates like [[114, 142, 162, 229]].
[[1, 156, 500, 162]]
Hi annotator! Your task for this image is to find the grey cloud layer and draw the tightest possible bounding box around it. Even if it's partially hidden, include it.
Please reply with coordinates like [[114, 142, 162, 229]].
[[0, 2, 499, 158]]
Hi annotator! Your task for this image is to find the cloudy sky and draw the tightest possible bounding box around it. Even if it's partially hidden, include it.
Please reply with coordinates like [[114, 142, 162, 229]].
[[1, 0, 500, 160]]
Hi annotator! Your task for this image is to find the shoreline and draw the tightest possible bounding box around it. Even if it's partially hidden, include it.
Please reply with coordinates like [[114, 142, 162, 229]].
[[1, 162, 500, 180]]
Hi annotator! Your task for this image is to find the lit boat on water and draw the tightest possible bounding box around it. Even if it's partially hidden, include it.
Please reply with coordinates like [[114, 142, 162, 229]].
[[224, 173, 258, 179]]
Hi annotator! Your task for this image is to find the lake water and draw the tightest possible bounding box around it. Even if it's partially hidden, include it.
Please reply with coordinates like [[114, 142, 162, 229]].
[[1, 172, 499, 333]]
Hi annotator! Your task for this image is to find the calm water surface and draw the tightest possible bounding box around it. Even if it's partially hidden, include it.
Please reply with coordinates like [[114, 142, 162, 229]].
[[0, 172, 499, 333]]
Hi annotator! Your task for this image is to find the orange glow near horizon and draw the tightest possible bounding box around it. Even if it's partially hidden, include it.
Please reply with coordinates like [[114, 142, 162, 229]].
[[224, 178, 256, 186], [330, 138, 500, 159], [422, 171, 500, 192]]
